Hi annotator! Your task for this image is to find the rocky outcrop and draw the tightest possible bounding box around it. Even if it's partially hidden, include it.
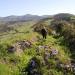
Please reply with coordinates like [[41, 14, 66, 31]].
[[8, 46, 16, 53], [7, 40, 32, 53], [36, 45, 58, 57]]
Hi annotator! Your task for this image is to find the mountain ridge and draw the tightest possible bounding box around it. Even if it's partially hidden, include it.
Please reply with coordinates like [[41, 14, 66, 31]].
[[0, 13, 74, 22], [0, 14, 50, 22]]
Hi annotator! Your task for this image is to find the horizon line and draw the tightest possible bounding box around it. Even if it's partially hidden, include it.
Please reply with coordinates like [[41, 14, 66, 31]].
[[0, 12, 75, 17]]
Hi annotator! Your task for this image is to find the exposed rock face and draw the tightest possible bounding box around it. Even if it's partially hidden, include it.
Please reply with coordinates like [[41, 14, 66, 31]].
[[18, 40, 32, 50], [7, 40, 32, 53]]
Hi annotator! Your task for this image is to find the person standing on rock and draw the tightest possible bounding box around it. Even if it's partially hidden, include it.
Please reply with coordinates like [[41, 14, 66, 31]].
[[41, 27, 47, 39]]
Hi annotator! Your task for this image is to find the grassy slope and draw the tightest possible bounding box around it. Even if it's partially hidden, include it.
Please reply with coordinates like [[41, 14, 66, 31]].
[[0, 21, 71, 75]]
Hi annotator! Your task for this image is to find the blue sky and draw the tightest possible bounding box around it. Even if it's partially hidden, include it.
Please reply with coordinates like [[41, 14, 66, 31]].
[[0, 0, 75, 17]]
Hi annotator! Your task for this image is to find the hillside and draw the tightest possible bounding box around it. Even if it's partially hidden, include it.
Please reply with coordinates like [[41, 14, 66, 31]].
[[0, 14, 50, 22], [0, 13, 75, 75]]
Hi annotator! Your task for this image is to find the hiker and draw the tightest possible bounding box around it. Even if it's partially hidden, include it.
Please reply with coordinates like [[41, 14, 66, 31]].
[[41, 27, 47, 39]]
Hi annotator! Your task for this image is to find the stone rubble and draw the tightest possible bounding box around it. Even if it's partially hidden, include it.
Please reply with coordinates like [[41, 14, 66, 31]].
[[7, 40, 32, 53]]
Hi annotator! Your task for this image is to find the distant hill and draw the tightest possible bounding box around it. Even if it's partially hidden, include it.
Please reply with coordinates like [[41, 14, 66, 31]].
[[0, 13, 75, 75], [53, 13, 75, 21], [0, 14, 50, 22], [0, 13, 75, 33], [0, 13, 75, 22]]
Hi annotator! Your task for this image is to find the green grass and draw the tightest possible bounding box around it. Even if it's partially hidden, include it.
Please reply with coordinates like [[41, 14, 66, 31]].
[[0, 63, 20, 75], [0, 21, 72, 75]]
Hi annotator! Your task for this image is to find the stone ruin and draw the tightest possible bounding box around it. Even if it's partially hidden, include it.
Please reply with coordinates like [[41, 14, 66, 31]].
[[18, 40, 32, 50], [56, 60, 75, 74], [36, 45, 58, 59], [7, 40, 32, 53]]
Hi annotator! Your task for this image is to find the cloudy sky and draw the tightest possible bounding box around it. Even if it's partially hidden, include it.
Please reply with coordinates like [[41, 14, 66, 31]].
[[0, 0, 75, 16]]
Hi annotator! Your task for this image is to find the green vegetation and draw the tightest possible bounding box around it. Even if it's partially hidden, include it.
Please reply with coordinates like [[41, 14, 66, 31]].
[[0, 13, 75, 75]]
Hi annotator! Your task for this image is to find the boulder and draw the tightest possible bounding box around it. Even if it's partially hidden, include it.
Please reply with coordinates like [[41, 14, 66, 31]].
[[19, 40, 32, 50], [8, 46, 16, 53], [50, 48, 58, 56], [7, 40, 32, 53]]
